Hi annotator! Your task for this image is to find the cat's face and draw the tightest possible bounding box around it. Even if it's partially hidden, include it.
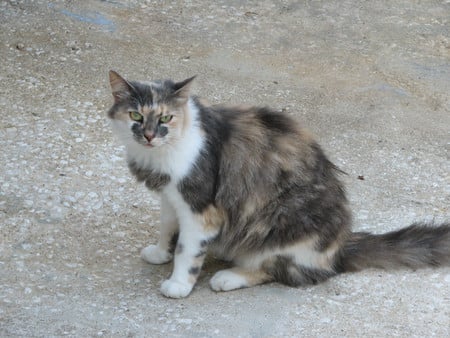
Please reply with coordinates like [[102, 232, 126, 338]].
[[107, 71, 195, 149]]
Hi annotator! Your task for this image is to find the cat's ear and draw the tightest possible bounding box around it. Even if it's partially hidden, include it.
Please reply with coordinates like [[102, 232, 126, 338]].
[[109, 70, 133, 103], [172, 76, 196, 102]]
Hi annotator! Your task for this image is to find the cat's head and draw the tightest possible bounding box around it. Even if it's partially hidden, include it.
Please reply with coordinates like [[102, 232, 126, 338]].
[[107, 70, 195, 149]]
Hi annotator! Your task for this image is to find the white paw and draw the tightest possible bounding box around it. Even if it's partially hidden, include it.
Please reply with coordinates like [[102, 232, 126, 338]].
[[160, 279, 193, 298], [210, 270, 248, 292], [140, 245, 172, 264]]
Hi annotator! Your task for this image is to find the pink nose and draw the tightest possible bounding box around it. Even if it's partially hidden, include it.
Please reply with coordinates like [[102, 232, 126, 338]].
[[144, 131, 154, 142]]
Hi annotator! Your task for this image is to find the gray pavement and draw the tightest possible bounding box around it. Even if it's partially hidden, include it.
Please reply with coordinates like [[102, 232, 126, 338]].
[[0, 0, 449, 336]]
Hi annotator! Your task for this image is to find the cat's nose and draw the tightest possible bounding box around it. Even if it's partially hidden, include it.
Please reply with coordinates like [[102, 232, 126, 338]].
[[144, 131, 155, 142]]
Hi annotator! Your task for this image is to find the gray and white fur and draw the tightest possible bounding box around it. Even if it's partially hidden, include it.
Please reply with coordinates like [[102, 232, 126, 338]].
[[107, 71, 450, 298]]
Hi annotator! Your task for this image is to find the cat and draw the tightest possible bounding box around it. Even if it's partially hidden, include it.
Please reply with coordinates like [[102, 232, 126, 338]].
[[107, 70, 450, 298]]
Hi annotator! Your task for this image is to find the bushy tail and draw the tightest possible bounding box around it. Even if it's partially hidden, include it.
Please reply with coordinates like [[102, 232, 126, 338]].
[[337, 222, 450, 272]]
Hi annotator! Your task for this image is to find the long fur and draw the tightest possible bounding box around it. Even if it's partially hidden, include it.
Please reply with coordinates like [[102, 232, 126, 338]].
[[336, 222, 450, 272], [107, 71, 450, 297]]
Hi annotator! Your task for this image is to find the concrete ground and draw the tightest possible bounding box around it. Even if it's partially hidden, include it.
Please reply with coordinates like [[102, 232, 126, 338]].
[[1, 0, 449, 336]]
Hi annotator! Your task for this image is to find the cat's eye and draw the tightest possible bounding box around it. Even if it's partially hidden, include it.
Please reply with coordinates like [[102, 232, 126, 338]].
[[129, 111, 143, 122], [159, 115, 173, 124]]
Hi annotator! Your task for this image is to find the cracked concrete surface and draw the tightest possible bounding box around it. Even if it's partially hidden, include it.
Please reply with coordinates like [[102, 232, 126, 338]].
[[0, 0, 449, 336]]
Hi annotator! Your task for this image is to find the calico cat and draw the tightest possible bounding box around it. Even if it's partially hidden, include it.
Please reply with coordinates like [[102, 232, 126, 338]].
[[107, 70, 450, 298]]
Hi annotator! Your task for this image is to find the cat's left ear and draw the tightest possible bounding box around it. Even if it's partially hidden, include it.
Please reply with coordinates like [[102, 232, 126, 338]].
[[109, 70, 134, 103], [172, 76, 196, 102]]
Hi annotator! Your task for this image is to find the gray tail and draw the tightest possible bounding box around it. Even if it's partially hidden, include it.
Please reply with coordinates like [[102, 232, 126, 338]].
[[336, 222, 450, 272]]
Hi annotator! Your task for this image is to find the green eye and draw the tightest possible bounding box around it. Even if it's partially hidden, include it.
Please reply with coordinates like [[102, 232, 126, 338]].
[[159, 115, 173, 123], [129, 111, 143, 122]]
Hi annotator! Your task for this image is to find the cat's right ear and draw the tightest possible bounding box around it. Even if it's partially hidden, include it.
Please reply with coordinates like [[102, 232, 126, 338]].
[[109, 70, 133, 103]]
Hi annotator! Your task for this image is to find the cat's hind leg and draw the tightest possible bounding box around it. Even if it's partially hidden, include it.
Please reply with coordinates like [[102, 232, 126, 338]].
[[210, 249, 337, 291], [210, 267, 272, 292], [263, 256, 337, 286], [141, 195, 179, 264]]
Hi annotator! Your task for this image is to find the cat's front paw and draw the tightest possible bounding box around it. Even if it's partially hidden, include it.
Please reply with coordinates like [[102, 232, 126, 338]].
[[141, 245, 173, 264], [210, 269, 248, 292], [160, 279, 193, 298]]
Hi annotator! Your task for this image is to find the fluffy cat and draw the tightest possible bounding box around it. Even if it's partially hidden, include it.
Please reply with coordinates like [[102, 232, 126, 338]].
[[107, 70, 450, 298]]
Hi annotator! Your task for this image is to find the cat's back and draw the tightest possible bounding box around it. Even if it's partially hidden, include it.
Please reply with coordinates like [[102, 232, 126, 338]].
[[207, 103, 299, 132], [196, 100, 326, 194], [199, 101, 313, 147]]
